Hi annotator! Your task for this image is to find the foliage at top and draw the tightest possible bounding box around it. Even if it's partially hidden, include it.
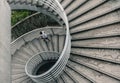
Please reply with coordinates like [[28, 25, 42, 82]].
[[11, 10, 34, 25]]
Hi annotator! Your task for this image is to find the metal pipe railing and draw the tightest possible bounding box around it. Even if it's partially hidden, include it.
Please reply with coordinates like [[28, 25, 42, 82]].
[[25, 0, 71, 82], [11, 27, 63, 55], [25, 52, 59, 83], [9, 0, 71, 82]]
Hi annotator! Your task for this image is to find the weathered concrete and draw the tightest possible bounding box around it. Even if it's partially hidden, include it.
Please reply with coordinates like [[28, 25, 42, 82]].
[[0, 0, 11, 83]]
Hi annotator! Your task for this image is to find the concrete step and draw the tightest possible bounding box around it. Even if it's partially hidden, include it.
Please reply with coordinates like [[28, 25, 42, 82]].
[[20, 44, 34, 57], [70, 10, 120, 33], [11, 38, 25, 55], [67, 62, 96, 83], [56, 76, 64, 83], [19, 48, 33, 61], [27, 41, 39, 54], [39, 38, 49, 51], [51, 27, 66, 35], [72, 37, 120, 49], [12, 49, 30, 64], [52, 35, 59, 52], [71, 48, 120, 64], [13, 50, 29, 62], [59, 35, 65, 53], [68, 60, 120, 83], [12, 73, 28, 81], [71, 55, 120, 79], [71, 23, 120, 39], [12, 63, 25, 70], [31, 38, 44, 52], [12, 74, 29, 83], [61, 0, 73, 9], [61, 71, 74, 83], [47, 35, 54, 51], [68, 0, 106, 21], [12, 58, 26, 66], [60, 73, 69, 83], [64, 67, 90, 83], [69, 0, 120, 28], [60, 75, 65, 83], [12, 69, 25, 75], [65, 0, 87, 15], [21, 78, 31, 83]]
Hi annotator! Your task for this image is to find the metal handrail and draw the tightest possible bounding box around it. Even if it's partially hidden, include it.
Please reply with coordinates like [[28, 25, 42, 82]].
[[9, 0, 71, 82], [25, 51, 59, 74], [25, 0, 71, 82], [11, 26, 63, 55], [11, 26, 63, 44]]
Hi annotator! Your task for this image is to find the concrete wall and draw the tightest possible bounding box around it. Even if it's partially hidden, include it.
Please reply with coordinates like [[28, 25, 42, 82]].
[[0, 0, 11, 83]]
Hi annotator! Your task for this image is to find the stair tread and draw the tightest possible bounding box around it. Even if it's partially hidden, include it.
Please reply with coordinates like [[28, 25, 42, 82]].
[[27, 41, 39, 53], [68, 0, 106, 21], [12, 69, 25, 75], [68, 60, 120, 83], [39, 38, 49, 51], [12, 73, 28, 81], [71, 23, 120, 39], [62, 71, 74, 83], [71, 55, 120, 79], [65, 67, 91, 83], [20, 44, 34, 57], [47, 35, 54, 51], [70, 10, 120, 33], [71, 48, 120, 64], [57, 76, 64, 83], [12, 76, 29, 83], [72, 37, 120, 49], [59, 35, 65, 53], [61, 0, 72, 9], [31, 38, 44, 52], [13, 50, 30, 61], [70, 1, 120, 28], [65, 0, 87, 15], [52, 35, 59, 52]]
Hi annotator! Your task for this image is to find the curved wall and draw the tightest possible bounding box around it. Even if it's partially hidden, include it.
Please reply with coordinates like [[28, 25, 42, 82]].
[[0, 0, 11, 83]]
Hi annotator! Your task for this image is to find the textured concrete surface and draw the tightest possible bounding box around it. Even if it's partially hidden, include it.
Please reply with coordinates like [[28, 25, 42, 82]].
[[11, 28, 66, 83], [8, 0, 120, 83], [0, 0, 11, 83]]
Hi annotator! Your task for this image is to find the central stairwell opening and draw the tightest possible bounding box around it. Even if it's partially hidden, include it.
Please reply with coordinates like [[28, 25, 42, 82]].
[[25, 52, 59, 82], [34, 60, 57, 75]]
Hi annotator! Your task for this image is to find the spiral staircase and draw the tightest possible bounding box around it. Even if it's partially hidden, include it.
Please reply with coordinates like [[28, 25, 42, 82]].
[[8, 0, 120, 83]]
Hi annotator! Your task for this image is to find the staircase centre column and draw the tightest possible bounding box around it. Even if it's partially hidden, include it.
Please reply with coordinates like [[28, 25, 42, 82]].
[[0, 0, 11, 83]]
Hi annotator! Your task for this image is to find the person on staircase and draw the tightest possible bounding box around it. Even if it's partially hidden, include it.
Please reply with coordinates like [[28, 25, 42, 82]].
[[40, 31, 50, 42]]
